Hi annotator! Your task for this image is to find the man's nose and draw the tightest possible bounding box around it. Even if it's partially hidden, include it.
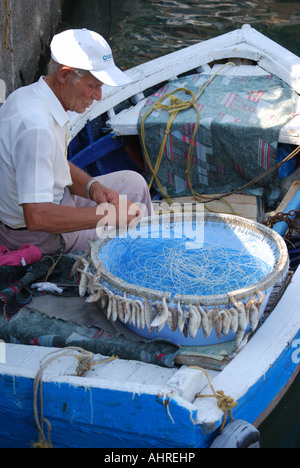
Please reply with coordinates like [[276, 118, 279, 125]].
[[91, 88, 102, 101]]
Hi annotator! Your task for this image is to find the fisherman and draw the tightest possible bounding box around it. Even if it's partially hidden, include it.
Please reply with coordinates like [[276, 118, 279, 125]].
[[0, 29, 154, 255]]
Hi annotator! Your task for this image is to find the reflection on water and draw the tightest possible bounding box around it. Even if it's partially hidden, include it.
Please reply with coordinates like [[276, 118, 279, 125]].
[[60, 0, 300, 71], [59, 0, 300, 449]]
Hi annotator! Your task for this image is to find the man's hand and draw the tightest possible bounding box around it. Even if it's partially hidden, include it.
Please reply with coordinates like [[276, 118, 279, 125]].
[[89, 181, 119, 206], [96, 199, 142, 230], [91, 182, 142, 229]]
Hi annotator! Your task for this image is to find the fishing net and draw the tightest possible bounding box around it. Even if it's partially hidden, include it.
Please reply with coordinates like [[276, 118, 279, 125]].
[[87, 213, 289, 346]]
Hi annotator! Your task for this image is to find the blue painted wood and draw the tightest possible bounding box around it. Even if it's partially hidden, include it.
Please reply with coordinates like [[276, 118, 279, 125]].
[[0, 375, 207, 448], [69, 133, 126, 170], [226, 329, 300, 427], [0, 329, 299, 448], [273, 188, 300, 236]]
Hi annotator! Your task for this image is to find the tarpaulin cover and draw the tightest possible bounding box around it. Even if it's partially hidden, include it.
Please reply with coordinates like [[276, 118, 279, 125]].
[[138, 73, 298, 205]]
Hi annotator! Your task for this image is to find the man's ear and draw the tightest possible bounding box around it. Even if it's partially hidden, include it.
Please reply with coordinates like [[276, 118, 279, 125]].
[[57, 66, 73, 83]]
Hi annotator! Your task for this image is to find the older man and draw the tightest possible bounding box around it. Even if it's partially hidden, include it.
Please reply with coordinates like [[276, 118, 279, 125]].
[[0, 29, 153, 254]]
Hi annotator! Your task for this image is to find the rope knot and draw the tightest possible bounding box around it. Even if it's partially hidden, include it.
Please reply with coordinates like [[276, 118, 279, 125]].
[[216, 390, 238, 432], [76, 353, 94, 377], [216, 390, 238, 413], [192, 366, 238, 433], [169, 95, 183, 106]]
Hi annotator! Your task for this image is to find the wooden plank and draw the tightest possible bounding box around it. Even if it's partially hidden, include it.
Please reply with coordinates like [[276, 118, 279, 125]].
[[153, 194, 261, 222], [68, 133, 126, 169], [276, 181, 300, 213]]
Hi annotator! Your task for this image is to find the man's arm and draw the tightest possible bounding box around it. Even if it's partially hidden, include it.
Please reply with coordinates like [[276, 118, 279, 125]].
[[22, 163, 142, 234], [23, 202, 108, 234], [22, 199, 141, 234]]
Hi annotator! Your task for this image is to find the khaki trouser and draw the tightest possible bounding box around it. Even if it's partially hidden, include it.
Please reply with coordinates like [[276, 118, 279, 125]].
[[0, 171, 154, 255]]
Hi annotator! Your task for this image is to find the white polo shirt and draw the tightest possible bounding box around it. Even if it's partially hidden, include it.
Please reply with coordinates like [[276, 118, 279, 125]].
[[0, 77, 73, 228]]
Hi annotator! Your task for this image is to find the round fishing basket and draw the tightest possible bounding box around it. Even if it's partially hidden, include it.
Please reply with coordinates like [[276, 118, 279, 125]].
[[89, 212, 289, 346]]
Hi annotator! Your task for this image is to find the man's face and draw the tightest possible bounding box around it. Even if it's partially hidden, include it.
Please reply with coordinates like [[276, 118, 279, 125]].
[[61, 71, 103, 113]]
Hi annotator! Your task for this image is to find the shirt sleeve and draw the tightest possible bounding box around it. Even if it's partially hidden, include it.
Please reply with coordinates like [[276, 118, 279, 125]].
[[12, 126, 56, 204]]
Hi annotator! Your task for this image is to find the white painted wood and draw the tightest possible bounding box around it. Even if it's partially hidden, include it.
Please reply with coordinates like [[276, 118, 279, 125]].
[[165, 366, 218, 403], [213, 44, 261, 63], [106, 98, 147, 136], [210, 64, 268, 76], [240, 24, 300, 93], [0, 344, 176, 388], [279, 99, 300, 144], [0, 342, 212, 406]]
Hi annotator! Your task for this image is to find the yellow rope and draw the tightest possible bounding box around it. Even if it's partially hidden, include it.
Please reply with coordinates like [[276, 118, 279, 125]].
[[190, 366, 238, 433], [140, 63, 236, 207], [140, 64, 300, 217], [41, 253, 63, 282], [75, 354, 118, 377], [4, 0, 11, 51]]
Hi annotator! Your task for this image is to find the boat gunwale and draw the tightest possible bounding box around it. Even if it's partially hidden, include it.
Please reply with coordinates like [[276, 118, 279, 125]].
[[68, 24, 300, 140]]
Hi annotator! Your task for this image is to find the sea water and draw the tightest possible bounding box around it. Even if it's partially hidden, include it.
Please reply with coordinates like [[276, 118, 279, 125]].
[[57, 0, 300, 448]]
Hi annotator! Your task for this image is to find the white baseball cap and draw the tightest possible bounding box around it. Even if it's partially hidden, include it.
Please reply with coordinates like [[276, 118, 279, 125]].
[[50, 28, 132, 87]]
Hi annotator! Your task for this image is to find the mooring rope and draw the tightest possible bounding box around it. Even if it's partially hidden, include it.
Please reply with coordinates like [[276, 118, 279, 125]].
[[191, 366, 238, 433], [32, 347, 118, 448]]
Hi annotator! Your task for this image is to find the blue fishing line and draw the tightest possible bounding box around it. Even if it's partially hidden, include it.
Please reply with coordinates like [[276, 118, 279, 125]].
[[99, 234, 272, 296]]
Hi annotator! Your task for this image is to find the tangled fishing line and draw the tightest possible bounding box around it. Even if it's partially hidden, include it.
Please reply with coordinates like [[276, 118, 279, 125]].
[[99, 234, 272, 297]]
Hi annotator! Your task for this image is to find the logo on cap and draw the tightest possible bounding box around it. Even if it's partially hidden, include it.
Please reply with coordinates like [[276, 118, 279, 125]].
[[103, 54, 113, 62]]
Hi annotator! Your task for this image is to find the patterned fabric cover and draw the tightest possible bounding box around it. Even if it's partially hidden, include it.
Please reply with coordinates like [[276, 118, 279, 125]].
[[138, 73, 297, 205]]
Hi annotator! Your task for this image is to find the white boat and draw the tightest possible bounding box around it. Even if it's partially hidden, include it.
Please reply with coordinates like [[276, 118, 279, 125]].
[[0, 24, 300, 449], [68, 24, 300, 145]]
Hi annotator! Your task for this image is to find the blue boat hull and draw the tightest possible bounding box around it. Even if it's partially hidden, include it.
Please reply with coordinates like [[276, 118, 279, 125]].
[[0, 330, 299, 448]]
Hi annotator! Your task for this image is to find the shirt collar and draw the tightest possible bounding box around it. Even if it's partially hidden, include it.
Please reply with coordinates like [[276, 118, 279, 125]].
[[36, 76, 70, 127]]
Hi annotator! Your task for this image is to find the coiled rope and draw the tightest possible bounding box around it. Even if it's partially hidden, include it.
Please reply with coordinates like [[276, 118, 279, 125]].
[[140, 62, 236, 205]]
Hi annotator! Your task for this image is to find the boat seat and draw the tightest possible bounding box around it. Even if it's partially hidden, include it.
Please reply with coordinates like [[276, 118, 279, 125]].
[[107, 64, 300, 145]]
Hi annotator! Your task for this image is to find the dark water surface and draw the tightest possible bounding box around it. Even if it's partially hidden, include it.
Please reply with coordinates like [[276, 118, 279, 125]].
[[59, 0, 300, 68], [58, 0, 300, 449]]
